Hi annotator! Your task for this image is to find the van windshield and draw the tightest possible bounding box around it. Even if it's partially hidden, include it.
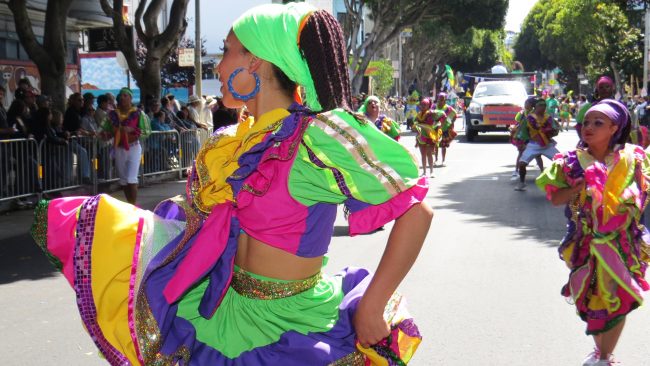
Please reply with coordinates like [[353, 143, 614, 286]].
[[474, 83, 526, 98]]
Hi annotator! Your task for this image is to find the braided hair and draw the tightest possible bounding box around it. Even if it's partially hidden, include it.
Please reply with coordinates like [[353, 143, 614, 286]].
[[298, 10, 352, 112]]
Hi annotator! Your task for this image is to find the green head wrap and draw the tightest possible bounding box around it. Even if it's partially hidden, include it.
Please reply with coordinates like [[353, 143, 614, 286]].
[[233, 3, 321, 111], [358, 95, 380, 114], [117, 87, 133, 99]]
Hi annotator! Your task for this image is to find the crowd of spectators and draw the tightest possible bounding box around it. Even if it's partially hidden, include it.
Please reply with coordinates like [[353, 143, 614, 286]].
[[0, 78, 242, 206]]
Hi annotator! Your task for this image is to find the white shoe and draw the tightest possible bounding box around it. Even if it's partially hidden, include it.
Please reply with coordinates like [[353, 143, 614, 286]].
[[511, 171, 518, 177], [514, 182, 526, 191], [582, 349, 600, 366]]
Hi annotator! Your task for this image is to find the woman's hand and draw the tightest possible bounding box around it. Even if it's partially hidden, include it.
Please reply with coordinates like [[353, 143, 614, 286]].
[[353, 298, 390, 348]]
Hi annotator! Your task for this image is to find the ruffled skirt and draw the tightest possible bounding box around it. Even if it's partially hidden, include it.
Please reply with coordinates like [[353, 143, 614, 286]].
[[31, 194, 422, 365]]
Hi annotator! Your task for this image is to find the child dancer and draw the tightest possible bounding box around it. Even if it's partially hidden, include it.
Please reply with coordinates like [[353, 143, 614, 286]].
[[536, 99, 650, 366]]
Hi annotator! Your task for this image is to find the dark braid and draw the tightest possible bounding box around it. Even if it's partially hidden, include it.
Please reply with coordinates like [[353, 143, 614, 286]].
[[299, 10, 352, 112]]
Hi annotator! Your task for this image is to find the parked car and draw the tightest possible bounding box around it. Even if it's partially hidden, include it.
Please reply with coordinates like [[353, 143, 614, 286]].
[[464, 80, 529, 142]]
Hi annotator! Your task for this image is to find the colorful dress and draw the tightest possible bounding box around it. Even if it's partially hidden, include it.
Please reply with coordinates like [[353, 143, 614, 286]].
[[32, 105, 427, 365], [559, 102, 571, 120], [374, 114, 401, 140], [510, 110, 529, 151], [435, 104, 457, 148], [404, 92, 420, 123], [414, 109, 443, 146], [536, 144, 650, 334], [527, 113, 557, 148]]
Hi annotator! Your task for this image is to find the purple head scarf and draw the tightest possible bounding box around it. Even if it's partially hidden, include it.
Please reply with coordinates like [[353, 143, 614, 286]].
[[584, 98, 630, 147], [596, 76, 614, 87]]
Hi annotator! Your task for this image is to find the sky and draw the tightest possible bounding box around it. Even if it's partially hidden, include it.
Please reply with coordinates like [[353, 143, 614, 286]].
[[187, 0, 539, 54], [185, 0, 269, 54], [505, 0, 539, 32]]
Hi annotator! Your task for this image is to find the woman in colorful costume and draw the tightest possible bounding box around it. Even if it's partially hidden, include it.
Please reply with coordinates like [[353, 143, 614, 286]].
[[358, 95, 401, 141], [559, 96, 572, 131], [433, 92, 457, 166], [31, 3, 432, 365], [404, 90, 420, 129], [412, 98, 443, 177], [536, 99, 650, 366], [101, 87, 151, 204]]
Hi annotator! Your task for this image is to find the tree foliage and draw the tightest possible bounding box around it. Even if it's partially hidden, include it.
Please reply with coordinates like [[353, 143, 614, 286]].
[[514, 0, 642, 92], [342, 0, 507, 94], [368, 59, 394, 97], [136, 37, 207, 90]]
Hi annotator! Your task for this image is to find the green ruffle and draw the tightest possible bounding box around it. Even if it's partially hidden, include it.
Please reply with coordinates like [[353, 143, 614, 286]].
[[30, 200, 63, 271], [176, 271, 343, 358]]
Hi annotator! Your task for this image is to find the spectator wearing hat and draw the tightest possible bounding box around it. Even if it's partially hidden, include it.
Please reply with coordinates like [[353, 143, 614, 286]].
[[201, 96, 215, 130], [187, 94, 208, 129], [166, 93, 180, 115]]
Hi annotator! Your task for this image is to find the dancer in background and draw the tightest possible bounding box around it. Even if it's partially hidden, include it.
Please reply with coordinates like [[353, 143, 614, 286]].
[[515, 98, 559, 191], [413, 98, 442, 177], [434, 92, 457, 166]]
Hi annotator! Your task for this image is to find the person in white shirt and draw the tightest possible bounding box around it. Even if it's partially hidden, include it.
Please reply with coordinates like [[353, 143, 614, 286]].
[[491, 62, 508, 74], [187, 95, 208, 129], [201, 96, 216, 131]]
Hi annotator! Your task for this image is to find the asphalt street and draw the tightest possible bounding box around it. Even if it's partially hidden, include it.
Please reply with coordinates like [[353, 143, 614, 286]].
[[1, 119, 649, 365]]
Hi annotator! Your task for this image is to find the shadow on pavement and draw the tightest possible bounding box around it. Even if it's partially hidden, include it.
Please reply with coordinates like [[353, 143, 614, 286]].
[[435, 165, 568, 246], [0, 230, 58, 284]]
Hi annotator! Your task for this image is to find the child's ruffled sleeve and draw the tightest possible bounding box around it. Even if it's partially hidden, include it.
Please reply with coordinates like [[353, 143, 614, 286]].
[[289, 109, 428, 235], [536, 153, 569, 200]]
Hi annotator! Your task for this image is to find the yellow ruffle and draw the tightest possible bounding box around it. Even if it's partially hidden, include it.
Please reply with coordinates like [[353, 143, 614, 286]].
[[193, 109, 290, 213]]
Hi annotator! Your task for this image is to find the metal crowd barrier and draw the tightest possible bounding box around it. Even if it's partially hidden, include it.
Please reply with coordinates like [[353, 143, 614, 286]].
[[141, 130, 182, 182], [0, 138, 40, 202], [1, 128, 212, 207], [39, 135, 96, 195], [179, 129, 210, 170]]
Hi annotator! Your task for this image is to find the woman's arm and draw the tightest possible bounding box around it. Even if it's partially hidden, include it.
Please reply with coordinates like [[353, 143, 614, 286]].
[[549, 180, 584, 206], [353, 201, 433, 347]]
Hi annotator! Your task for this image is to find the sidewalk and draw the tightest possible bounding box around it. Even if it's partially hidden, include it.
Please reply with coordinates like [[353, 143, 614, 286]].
[[0, 180, 186, 284]]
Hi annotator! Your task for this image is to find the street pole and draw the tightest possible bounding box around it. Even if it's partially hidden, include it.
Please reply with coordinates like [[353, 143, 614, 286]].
[[194, 0, 202, 97], [398, 33, 402, 98], [641, 5, 650, 95]]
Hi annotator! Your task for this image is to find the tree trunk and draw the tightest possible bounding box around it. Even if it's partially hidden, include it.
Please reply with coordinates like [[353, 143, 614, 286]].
[[41, 70, 67, 112], [102, 0, 189, 101], [138, 63, 162, 103]]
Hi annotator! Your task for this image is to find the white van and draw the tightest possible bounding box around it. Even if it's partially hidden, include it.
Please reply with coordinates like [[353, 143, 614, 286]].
[[464, 80, 528, 142]]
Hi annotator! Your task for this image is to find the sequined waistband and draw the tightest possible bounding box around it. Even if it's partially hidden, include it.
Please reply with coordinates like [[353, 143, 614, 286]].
[[230, 268, 322, 300]]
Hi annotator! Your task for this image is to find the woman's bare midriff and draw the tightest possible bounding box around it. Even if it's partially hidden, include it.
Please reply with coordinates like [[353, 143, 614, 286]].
[[235, 232, 323, 280]]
